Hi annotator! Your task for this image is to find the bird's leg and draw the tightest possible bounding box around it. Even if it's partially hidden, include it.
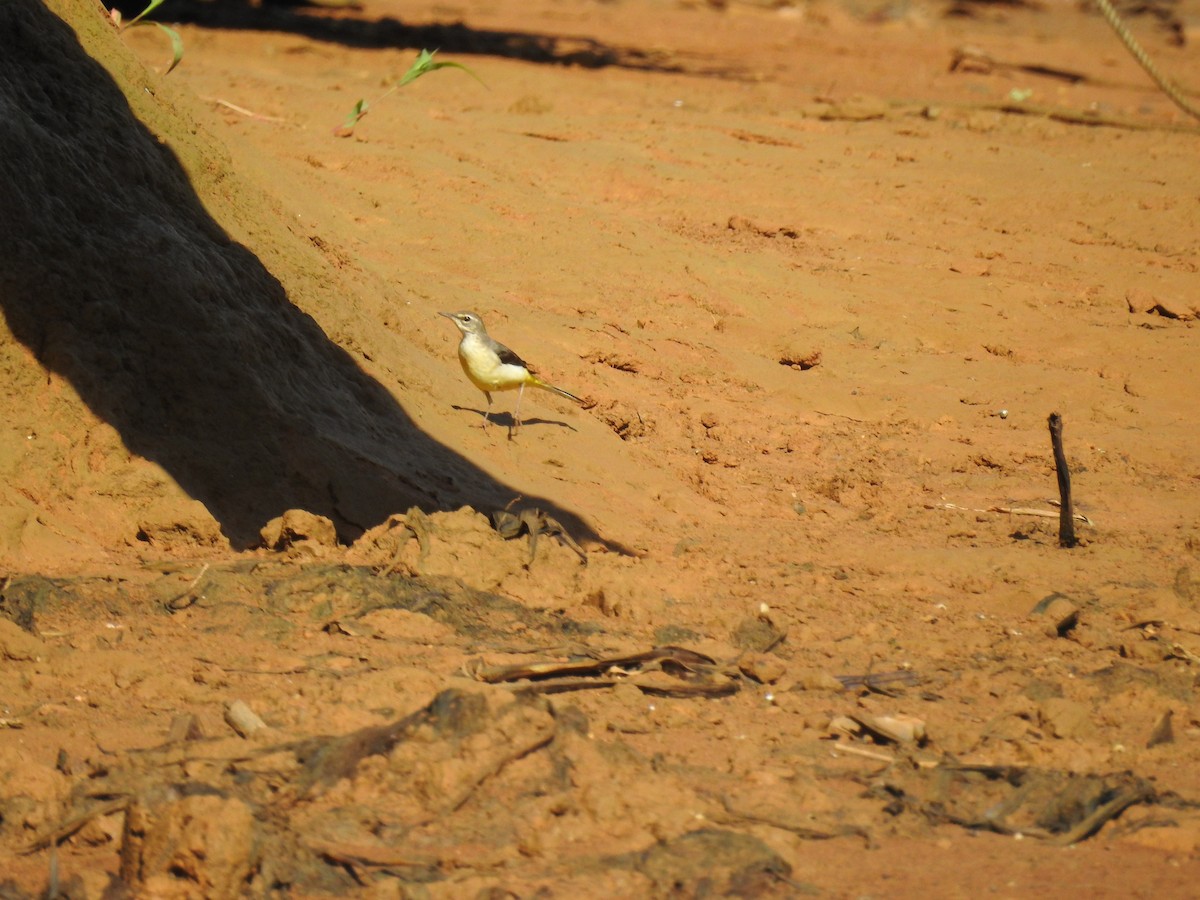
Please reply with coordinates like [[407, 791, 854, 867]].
[[481, 392, 493, 428], [510, 383, 525, 439]]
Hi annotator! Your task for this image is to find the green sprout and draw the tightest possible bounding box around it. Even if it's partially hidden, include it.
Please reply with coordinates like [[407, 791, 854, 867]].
[[113, 0, 184, 75], [335, 49, 486, 138]]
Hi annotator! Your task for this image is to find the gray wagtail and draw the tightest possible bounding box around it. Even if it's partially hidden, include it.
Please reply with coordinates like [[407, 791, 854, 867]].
[[439, 310, 582, 435]]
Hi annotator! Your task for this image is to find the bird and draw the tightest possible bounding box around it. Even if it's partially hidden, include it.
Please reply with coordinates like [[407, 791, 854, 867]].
[[439, 310, 582, 436]]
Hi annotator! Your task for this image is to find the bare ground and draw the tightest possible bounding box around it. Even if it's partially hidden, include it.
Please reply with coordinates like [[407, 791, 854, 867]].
[[2, 0, 1200, 895]]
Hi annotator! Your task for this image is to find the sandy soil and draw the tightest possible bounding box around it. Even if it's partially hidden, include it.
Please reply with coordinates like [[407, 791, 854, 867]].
[[2, 0, 1200, 895]]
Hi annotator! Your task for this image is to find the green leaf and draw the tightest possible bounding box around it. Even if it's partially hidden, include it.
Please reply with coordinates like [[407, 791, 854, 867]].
[[115, 0, 183, 74], [334, 49, 485, 137], [122, 0, 167, 30], [153, 22, 184, 75], [334, 99, 369, 137], [397, 49, 486, 89]]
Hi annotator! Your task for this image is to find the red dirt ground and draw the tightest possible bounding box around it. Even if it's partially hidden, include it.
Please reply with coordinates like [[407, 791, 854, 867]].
[[2, 0, 1200, 895]]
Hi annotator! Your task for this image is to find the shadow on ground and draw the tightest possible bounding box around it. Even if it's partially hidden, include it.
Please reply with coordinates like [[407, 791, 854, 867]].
[[0, 0, 608, 551], [148, 0, 742, 76]]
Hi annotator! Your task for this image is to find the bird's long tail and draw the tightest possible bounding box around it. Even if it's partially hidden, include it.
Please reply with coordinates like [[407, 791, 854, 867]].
[[530, 376, 583, 404]]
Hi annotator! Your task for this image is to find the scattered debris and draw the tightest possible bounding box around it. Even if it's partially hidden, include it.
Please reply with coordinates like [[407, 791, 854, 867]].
[[728, 214, 801, 239], [163, 562, 210, 612], [118, 791, 257, 897], [202, 96, 286, 122], [1031, 592, 1080, 637], [935, 501, 1093, 526], [829, 712, 927, 746], [260, 509, 338, 554], [164, 714, 204, 745], [1048, 412, 1078, 548], [224, 700, 269, 738], [610, 828, 797, 897], [818, 94, 889, 121], [0, 615, 46, 661], [738, 651, 787, 684], [1126, 287, 1200, 321], [1147, 710, 1175, 748], [23, 797, 131, 855], [491, 505, 588, 565], [950, 45, 1090, 84], [731, 608, 787, 653], [835, 670, 923, 694], [778, 346, 823, 370], [1039, 697, 1096, 740], [585, 350, 641, 373], [876, 765, 1156, 845], [851, 712, 928, 746], [376, 506, 432, 575], [468, 646, 739, 697]]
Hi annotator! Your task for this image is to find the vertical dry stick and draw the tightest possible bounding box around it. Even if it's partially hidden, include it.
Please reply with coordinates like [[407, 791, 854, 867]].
[[1047, 412, 1077, 548]]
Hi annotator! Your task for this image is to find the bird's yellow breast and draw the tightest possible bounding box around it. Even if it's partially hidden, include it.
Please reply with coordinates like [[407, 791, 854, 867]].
[[458, 341, 530, 393]]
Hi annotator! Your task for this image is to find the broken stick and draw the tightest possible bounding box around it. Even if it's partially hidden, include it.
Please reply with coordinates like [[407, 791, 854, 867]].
[[1047, 412, 1077, 548]]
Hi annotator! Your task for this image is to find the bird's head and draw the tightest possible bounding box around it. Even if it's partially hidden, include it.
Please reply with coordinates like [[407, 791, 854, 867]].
[[439, 310, 487, 336]]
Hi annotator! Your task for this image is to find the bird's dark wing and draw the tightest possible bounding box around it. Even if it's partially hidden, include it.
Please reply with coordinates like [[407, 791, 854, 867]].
[[494, 341, 532, 371]]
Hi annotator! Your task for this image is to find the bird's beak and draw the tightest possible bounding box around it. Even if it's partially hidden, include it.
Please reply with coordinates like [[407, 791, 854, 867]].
[[438, 311, 455, 319]]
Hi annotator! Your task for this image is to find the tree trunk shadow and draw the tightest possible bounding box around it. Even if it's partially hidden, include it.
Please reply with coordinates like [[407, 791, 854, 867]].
[[0, 0, 617, 552]]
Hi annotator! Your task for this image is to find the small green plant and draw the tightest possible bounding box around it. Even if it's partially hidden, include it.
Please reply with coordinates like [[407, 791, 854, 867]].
[[334, 49, 485, 138], [111, 0, 184, 75]]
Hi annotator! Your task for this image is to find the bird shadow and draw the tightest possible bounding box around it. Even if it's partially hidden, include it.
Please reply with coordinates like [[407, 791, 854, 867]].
[[0, 2, 625, 555], [450, 406, 579, 436]]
